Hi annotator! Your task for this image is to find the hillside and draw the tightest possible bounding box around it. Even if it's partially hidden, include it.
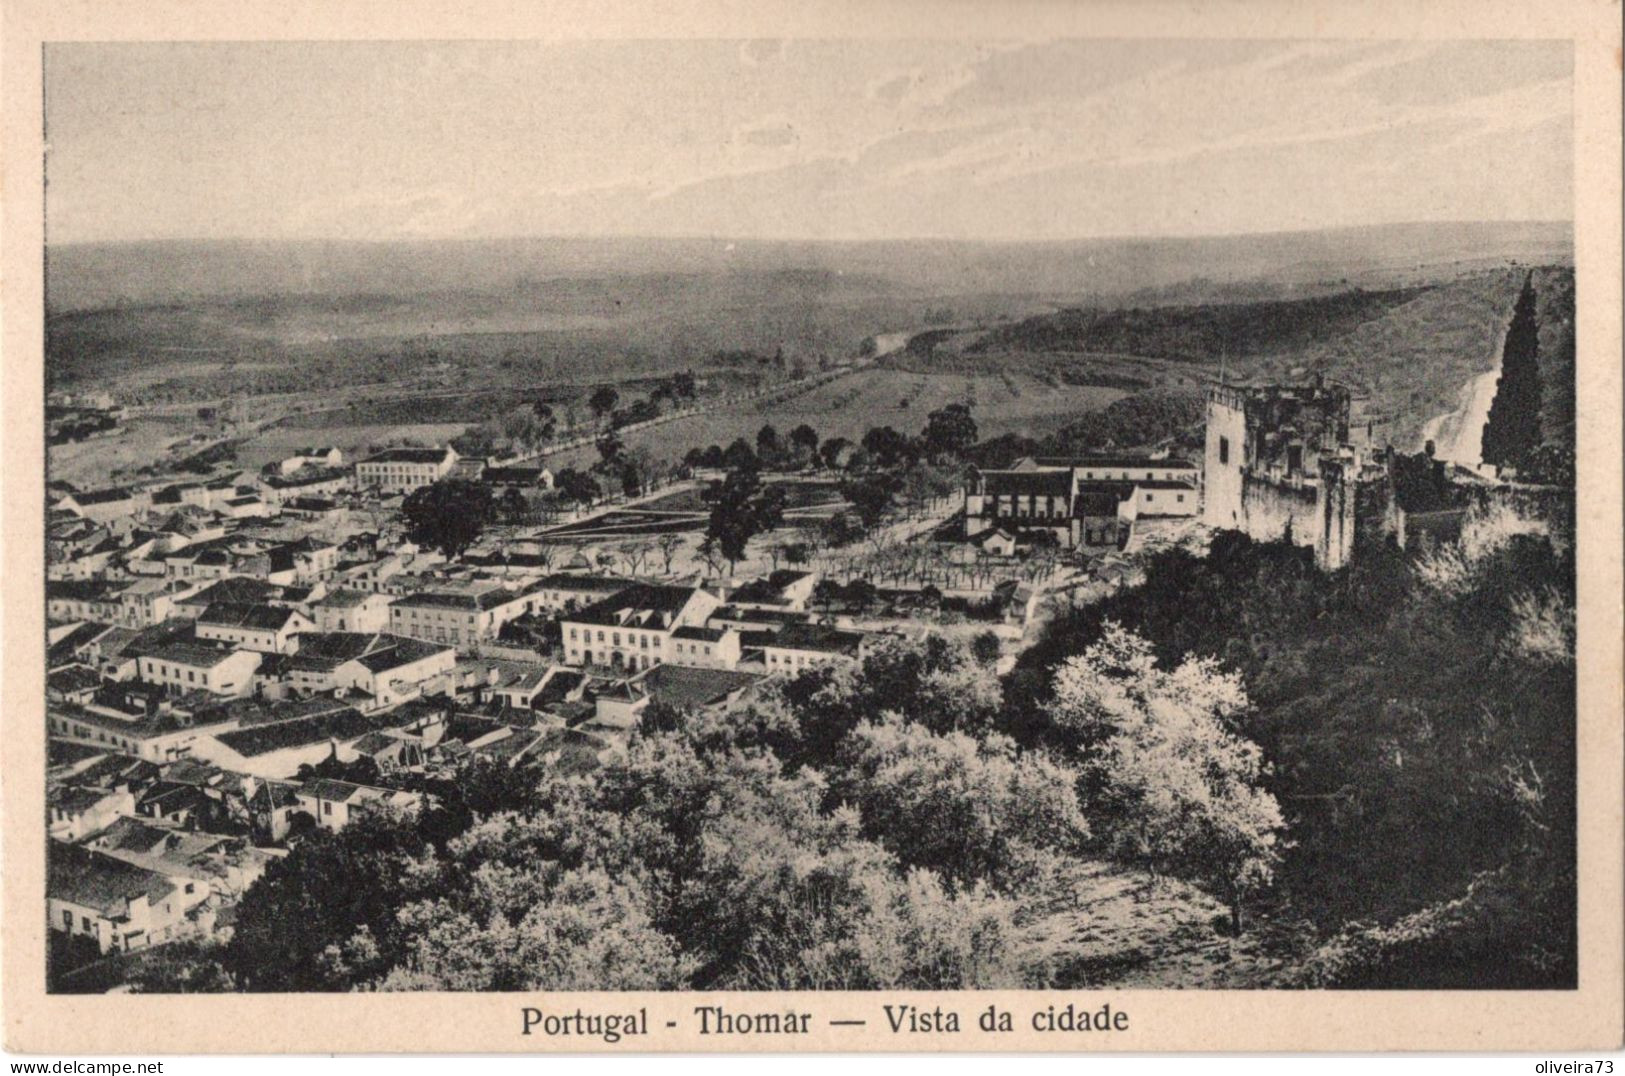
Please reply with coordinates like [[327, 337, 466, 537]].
[[46, 226, 1569, 421], [46, 221, 1570, 313], [933, 268, 1562, 452], [966, 286, 1431, 365]]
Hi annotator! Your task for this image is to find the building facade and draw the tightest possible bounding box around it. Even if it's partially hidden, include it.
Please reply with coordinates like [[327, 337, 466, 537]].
[[354, 447, 458, 494]]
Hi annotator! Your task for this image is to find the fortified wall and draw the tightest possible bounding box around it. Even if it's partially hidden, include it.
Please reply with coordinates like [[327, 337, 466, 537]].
[[1204, 379, 1391, 570]]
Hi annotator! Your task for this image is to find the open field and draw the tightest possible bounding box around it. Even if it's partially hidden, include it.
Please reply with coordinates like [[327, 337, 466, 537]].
[[639, 480, 844, 513], [233, 421, 470, 474], [542, 365, 1129, 471], [876, 267, 1562, 453], [541, 480, 851, 539], [46, 415, 199, 487], [47, 223, 1568, 407]]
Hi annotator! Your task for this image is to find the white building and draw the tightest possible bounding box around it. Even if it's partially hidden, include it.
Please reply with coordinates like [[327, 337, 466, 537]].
[[311, 589, 393, 633], [355, 446, 458, 494], [560, 584, 721, 672], [762, 623, 865, 672], [195, 602, 315, 654], [388, 585, 538, 649], [48, 843, 205, 955], [296, 778, 424, 832], [137, 643, 261, 697]]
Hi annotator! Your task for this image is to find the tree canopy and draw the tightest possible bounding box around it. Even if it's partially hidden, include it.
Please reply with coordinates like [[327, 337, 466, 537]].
[[401, 479, 494, 559]]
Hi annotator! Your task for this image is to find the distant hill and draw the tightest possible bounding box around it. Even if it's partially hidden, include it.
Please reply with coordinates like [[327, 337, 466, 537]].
[[46, 221, 1571, 313], [967, 286, 1432, 364]]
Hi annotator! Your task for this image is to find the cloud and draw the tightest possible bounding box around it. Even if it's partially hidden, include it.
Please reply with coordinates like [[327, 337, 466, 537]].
[[1347, 40, 1572, 109], [735, 116, 799, 149], [867, 71, 916, 105]]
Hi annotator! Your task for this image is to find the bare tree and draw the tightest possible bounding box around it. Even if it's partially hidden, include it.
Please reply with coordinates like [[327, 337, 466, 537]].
[[621, 539, 654, 577], [697, 535, 726, 578], [655, 532, 684, 574]]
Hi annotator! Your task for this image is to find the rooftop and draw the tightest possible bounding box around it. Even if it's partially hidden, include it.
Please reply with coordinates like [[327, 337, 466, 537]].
[[768, 622, 865, 656], [71, 487, 134, 506], [47, 580, 124, 603], [978, 470, 1074, 496], [144, 641, 251, 669], [536, 573, 633, 592], [565, 584, 702, 627], [639, 663, 759, 709], [1031, 455, 1198, 470], [314, 588, 379, 609], [392, 586, 532, 612], [671, 625, 731, 643], [197, 602, 304, 632], [361, 447, 454, 466], [48, 843, 175, 916], [176, 577, 285, 608], [211, 707, 389, 757]]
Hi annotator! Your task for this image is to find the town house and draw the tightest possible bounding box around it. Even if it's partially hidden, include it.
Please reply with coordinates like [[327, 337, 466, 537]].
[[195, 602, 316, 654], [560, 584, 722, 671], [354, 446, 458, 494]]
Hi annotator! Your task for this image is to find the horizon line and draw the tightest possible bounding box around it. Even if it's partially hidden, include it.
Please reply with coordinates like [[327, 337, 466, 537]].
[[45, 218, 1576, 250]]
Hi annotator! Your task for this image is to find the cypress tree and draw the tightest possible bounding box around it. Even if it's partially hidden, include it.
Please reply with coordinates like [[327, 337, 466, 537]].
[[1481, 273, 1543, 468]]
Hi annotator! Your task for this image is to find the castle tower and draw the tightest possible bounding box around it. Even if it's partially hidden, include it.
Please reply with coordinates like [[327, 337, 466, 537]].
[[1203, 385, 1249, 529]]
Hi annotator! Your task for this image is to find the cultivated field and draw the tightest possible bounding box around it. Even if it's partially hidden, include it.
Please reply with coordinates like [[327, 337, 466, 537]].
[[234, 421, 471, 474], [541, 365, 1129, 472]]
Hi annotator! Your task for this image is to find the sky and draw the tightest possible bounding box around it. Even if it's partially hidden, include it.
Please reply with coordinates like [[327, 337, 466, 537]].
[[43, 39, 1573, 245]]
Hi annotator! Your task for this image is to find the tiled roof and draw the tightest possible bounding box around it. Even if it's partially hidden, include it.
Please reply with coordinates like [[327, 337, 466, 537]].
[[315, 588, 376, 609], [286, 632, 390, 669], [361, 447, 453, 465], [48, 664, 103, 695], [145, 642, 248, 669], [640, 664, 759, 708], [299, 778, 363, 803], [671, 625, 730, 642], [565, 584, 699, 627], [197, 602, 302, 632], [978, 470, 1074, 497], [212, 707, 385, 757], [536, 573, 631, 591], [72, 487, 134, 506], [1074, 491, 1125, 517], [354, 637, 452, 674], [47, 580, 123, 603], [392, 586, 529, 612], [768, 622, 865, 656], [48, 843, 175, 916], [177, 578, 285, 608], [1033, 455, 1198, 470]]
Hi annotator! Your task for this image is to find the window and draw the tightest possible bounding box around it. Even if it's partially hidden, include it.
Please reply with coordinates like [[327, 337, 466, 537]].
[[322, 801, 332, 815], [62, 910, 72, 929], [1219, 436, 1230, 465]]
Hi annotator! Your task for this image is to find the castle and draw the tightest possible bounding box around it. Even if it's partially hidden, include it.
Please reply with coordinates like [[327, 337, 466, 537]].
[[1202, 377, 1394, 570]]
